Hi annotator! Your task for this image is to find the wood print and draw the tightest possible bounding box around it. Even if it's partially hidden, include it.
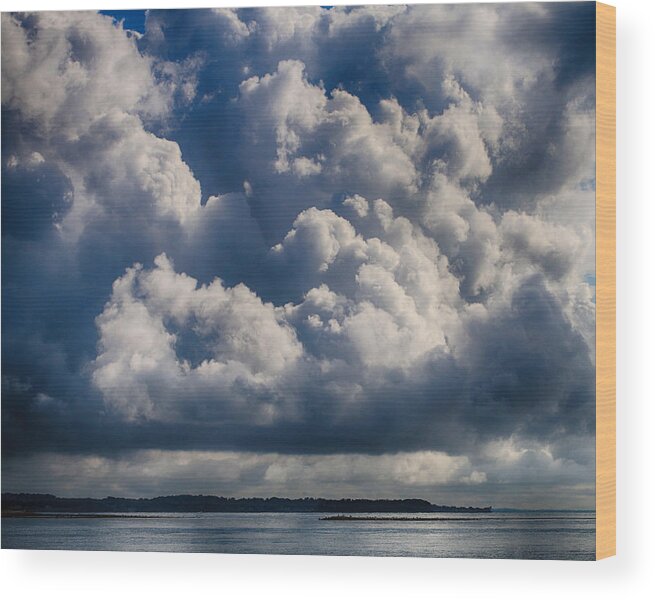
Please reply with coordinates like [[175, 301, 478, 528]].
[[1, 3, 615, 560]]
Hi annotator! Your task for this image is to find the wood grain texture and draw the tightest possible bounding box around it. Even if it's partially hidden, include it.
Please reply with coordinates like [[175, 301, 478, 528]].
[[595, 1, 616, 561]]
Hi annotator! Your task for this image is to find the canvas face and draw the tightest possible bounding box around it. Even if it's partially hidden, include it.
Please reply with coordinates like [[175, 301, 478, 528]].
[[1, 3, 613, 560]]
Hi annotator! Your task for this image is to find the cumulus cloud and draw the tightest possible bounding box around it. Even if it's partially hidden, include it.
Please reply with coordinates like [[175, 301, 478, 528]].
[[500, 211, 586, 281], [93, 253, 302, 421], [234, 59, 421, 241], [2, 5, 597, 507], [1, 11, 203, 240], [2, 12, 163, 135], [89, 195, 593, 465]]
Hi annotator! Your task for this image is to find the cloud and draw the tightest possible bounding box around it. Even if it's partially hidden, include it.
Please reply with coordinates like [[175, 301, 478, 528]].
[[235, 59, 420, 241], [500, 210, 586, 282], [2, 11, 203, 241], [2, 6, 597, 507], [383, 2, 596, 208], [1, 12, 164, 136], [88, 200, 593, 467], [93, 253, 303, 421], [1, 449, 485, 499], [3, 445, 595, 509]]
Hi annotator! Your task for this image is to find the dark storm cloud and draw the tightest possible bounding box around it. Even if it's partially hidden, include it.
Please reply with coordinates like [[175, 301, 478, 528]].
[[1, 5, 596, 506]]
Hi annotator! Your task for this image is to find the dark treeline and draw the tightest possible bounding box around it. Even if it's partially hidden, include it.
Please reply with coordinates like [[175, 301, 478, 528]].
[[2, 493, 492, 514]]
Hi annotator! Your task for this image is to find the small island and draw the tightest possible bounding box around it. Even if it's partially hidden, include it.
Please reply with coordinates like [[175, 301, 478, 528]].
[[320, 515, 492, 521]]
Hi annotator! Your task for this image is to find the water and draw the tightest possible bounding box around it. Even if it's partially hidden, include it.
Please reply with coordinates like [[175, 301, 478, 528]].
[[1, 511, 595, 560]]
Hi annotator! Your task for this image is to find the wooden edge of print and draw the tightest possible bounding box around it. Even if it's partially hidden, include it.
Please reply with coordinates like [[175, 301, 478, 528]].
[[595, 1, 616, 561]]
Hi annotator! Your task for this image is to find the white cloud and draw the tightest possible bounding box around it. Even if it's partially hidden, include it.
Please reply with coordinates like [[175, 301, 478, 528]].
[[271, 207, 367, 273], [3, 449, 485, 499], [237, 60, 419, 209], [384, 3, 552, 108], [277, 200, 462, 368], [210, 8, 253, 45], [479, 436, 594, 485], [500, 210, 586, 281], [93, 254, 303, 421], [1, 11, 203, 238], [1, 12, 165, 136], [263, 451, 480, 487]]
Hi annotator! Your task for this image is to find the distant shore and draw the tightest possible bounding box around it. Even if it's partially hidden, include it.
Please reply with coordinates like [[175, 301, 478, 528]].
[[1, 511, 162, 519], [2, 492, 492, 514]]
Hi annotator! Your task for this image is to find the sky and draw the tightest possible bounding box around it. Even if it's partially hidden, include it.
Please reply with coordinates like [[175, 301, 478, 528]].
[[1, 4, 596, 509]]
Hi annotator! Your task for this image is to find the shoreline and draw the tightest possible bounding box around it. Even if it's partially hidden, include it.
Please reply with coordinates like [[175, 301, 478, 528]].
[[1, 512, 164, 519]]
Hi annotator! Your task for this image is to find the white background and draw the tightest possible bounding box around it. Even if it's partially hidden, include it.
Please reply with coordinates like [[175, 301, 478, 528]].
[[1, 0, 653, 598]]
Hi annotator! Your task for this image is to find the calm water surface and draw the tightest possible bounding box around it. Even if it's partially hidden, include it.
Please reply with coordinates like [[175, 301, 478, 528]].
[[1, 511, 595, 560]]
